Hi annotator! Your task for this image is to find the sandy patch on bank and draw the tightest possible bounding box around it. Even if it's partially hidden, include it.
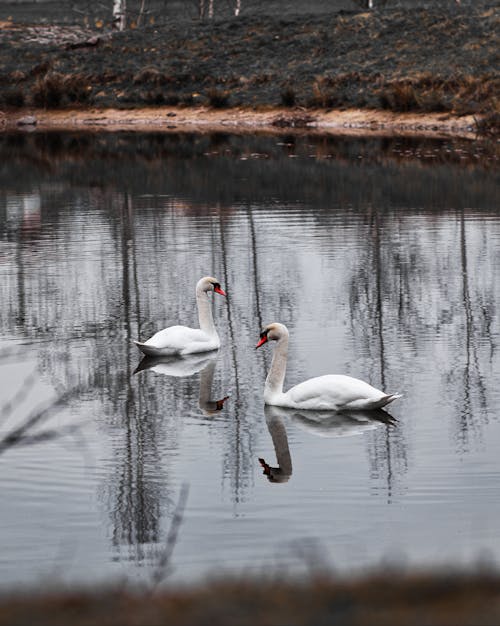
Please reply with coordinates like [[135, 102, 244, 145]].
[[1, 106, 478, 138]]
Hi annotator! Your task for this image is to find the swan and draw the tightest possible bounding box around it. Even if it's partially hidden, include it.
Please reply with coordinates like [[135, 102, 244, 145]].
[[134, 276, 226, 357], [256, 323, 401, 411]]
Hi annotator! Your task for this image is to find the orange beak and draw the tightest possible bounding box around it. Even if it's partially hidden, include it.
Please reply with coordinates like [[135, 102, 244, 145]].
[[255, 336, 268, 349], [214, 285, 226, 296]]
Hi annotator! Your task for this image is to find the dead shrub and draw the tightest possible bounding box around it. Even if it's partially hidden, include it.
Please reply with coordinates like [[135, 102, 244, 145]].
[[2, 88, 25, 108], [207, 88, 230, 108], [164, 93, 180, 105], [474, 110, 500, 138], [31, 72, 92, 108], [281, 84, 296, 107], [379, 74, 498, 115], [379, 82, 420, 112], [450, 75, 499, 114], [133, 67, 169, 86], [32, 72, 65, 107], [180, 93, 195, 106], [64, 75, 92, 104], [30, 61, 50, 77], [140, 89, 164, 105], [309, 76, 339, 108]]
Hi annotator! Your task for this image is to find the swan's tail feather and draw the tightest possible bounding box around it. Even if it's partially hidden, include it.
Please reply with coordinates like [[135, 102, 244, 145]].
[[133, 340, 161, 357], [376, 393, 402, 408]]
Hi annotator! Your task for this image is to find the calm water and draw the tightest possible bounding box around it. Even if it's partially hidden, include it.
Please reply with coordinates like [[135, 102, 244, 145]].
[[0, 132, 499, 589]]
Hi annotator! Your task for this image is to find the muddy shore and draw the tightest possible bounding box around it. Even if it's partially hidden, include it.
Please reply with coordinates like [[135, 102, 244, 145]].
[[0, 105, 479, 138]]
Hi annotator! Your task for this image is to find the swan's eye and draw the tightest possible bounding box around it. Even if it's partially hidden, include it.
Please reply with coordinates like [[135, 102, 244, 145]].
[[260, 330, 268, 339], [213, 282, 220, 289]]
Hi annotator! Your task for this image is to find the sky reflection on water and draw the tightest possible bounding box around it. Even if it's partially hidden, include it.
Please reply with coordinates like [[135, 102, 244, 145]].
[[0, 132, 499, 587]]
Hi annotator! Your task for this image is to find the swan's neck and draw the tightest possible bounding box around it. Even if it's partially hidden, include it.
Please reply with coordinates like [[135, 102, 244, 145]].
[[196, 289, 217, 336], [265, 335, 288, 400]]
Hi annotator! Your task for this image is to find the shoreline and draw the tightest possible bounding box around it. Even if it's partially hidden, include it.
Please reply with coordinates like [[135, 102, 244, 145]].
[[1, 106, 480, 139]]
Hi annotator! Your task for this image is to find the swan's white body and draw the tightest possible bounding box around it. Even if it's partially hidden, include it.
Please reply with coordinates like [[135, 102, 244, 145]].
[[134, 276, 226, 357], [257, 323, 401, 411]]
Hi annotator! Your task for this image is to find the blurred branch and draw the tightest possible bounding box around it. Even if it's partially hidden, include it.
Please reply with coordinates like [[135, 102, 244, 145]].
[[150, 483, 190, 589], [0, 382, 88, 456]]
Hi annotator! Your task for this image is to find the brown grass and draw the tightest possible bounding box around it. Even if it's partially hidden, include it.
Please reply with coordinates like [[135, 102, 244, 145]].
[[1, 570, 500, 626], [378, 74, 499, 115], [474, 110, 500, 139]]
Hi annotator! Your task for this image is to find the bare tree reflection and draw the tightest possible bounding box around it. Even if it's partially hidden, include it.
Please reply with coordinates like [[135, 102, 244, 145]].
[[348, 208, 408, 500], [102, 191, 166, 560], [456, 208, 490, 451]]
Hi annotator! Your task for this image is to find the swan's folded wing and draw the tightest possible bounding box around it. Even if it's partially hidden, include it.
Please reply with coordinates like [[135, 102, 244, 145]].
[[287, 375, 385, 409], [145, 326, 210, 350]]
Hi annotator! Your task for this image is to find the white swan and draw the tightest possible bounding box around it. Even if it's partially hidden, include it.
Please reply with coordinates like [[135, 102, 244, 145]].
[[256, 323, 401, 411], [134, 276, 226, 356]]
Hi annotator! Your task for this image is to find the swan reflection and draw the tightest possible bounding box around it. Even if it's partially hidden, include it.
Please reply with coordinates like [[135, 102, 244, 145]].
[[259, 405, 293, 483], [134, 351, 216, 377], [259, 405, 395, 483], [134, 353, 229, 415]]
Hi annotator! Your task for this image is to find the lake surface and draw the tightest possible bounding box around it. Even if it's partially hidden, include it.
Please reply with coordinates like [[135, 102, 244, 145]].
[[0, 131, 499, 589]]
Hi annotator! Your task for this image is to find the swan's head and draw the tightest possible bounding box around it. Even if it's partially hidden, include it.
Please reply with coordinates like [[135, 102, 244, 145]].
[[256, 322, 289, 348], [197, 276, 226, 297]]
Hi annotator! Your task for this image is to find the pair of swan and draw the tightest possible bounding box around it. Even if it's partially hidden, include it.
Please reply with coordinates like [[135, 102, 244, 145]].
[[135, 276, 401, 412]]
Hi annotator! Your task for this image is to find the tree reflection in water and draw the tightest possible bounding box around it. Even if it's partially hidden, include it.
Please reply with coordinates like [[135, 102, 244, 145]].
[[0, 131, 498, 573]]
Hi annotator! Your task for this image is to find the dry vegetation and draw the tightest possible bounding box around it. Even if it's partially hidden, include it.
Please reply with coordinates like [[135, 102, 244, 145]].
[[0, 3, 498, 135], [1, 570, 500, 626]]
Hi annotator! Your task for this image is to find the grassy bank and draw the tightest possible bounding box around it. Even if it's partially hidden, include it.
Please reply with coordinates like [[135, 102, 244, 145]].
[[0, 3, 498, 126]]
